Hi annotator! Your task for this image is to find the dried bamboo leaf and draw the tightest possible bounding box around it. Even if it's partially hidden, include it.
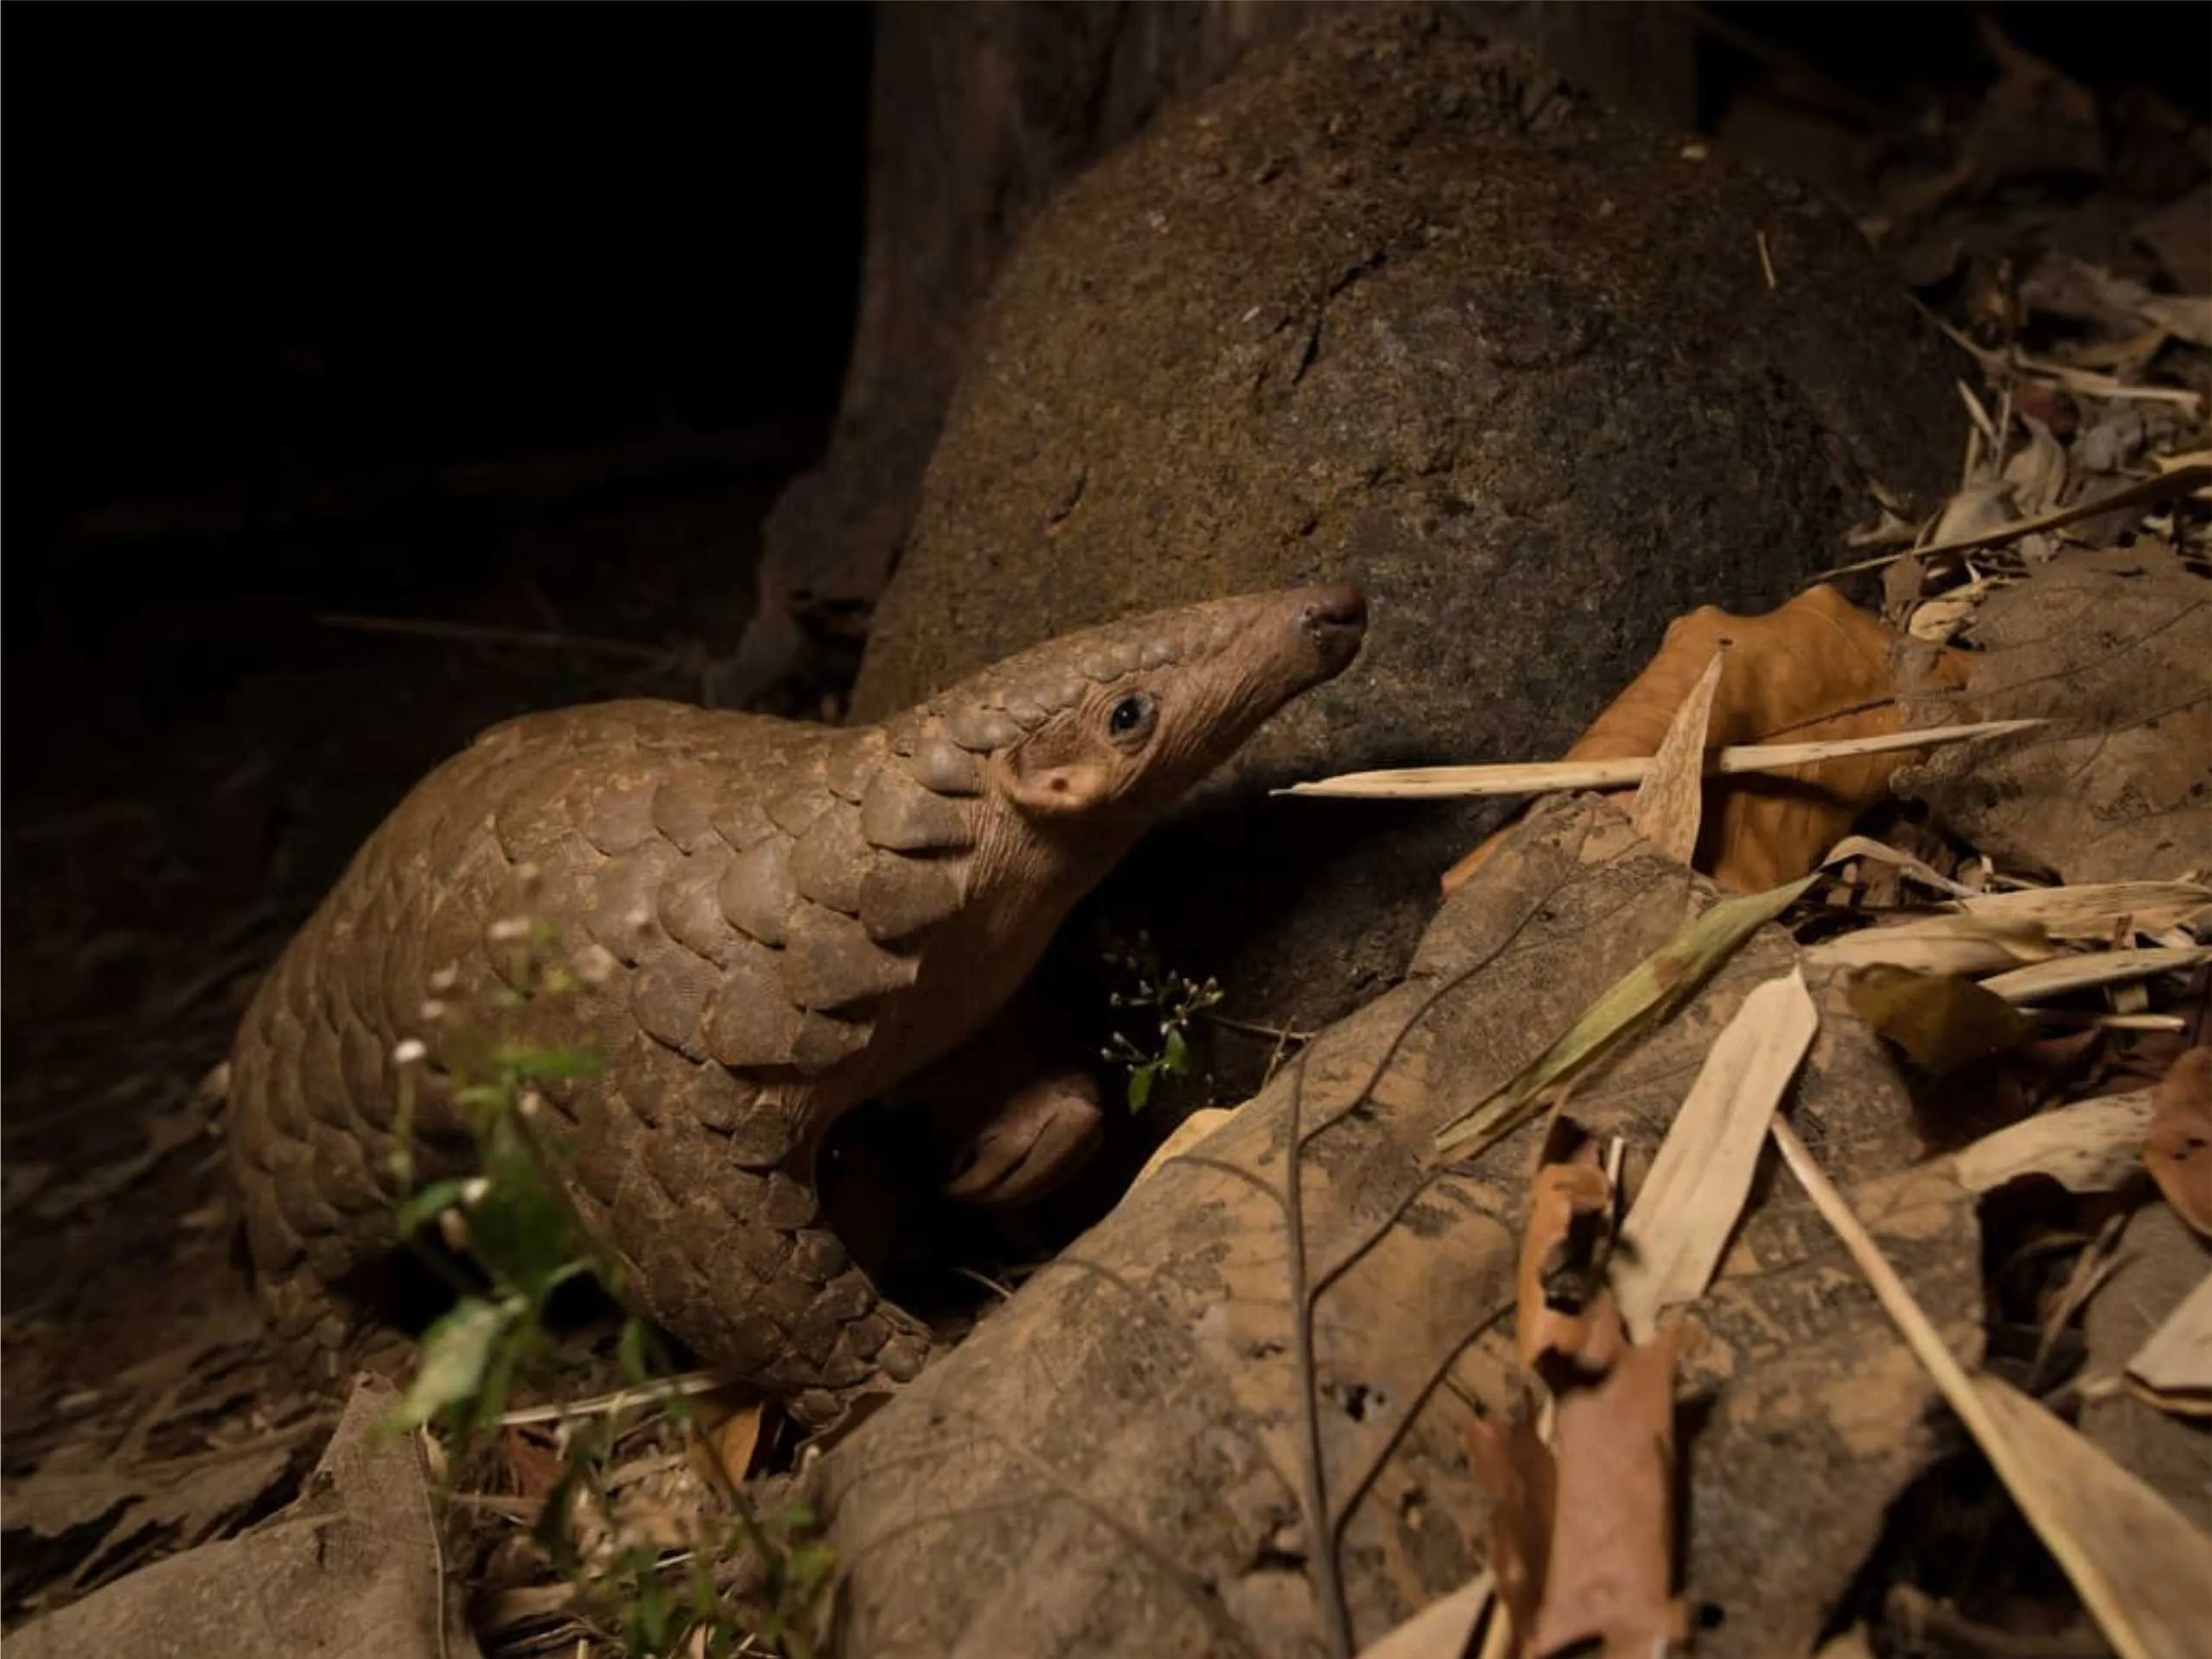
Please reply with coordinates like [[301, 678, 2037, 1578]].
[[1948, 1091, 2155, 1195], [2126, 1271, 2212, 1416], [1972, 1378, 2212, 1658], [1806, 912, 2056, 977], [1956, 881, 2212, 940], [1615, 969, 1819, 1340], [1980, 946, 2212, 1005], [1820, 835, 1982, 898], [1286, 722, 2044, 800], [1630, 648, 1725, 865], [1773, 1120, 2212, 1659], [1431, 875, 1818, 1158]]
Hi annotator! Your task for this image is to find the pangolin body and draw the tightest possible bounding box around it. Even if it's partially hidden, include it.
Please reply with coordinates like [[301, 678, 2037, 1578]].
[[228, 586, 1367, 1422]]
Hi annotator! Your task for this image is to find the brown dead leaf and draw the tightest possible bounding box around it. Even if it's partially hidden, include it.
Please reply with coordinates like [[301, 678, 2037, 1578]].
[[1466, 1401, 1554, 1651], [1630, 647, 1725, 866], [704, 1402, 766, 1487], [1445, 586, 1943, 897], [1517, 1140, 1620, 1375], [1530, 1318, 1689, 1659], [1846, 964, 2037, 1075], [2145, 1047, 2212, 1237], [500, 1425, 568, 1503], [1892, 545, 2212, 883]]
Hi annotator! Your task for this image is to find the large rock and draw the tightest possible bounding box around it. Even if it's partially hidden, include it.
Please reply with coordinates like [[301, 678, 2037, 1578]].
[[731, 1, 1703, 699], [852, 3, 1963, 1037]]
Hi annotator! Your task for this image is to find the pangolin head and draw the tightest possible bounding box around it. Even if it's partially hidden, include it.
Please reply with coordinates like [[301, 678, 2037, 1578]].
[[908, 585, 1367, 826]]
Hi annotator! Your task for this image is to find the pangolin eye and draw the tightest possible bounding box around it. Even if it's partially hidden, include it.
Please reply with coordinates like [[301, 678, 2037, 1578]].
[[1106, 692, 1154, 741]]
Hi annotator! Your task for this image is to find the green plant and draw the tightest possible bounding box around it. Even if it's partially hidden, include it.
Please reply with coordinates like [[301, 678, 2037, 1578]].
[[1099, 930, 1223, 1112], [379, 911, 838, 1658]]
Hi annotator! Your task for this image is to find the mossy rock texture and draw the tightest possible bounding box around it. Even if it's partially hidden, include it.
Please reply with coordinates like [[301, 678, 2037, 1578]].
[[852, 3, 1962, 1035]]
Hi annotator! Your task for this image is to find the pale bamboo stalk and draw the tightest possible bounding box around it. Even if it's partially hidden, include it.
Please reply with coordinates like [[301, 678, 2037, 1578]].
[[1278, 720, 2043, 800]]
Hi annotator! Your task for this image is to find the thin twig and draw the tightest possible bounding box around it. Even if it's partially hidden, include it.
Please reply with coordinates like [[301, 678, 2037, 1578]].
[[1280, 719, 2044, 800], [319, 610, 683, 667], [499, 1372, 731, 1427], [1814, 464, 2212, 581]]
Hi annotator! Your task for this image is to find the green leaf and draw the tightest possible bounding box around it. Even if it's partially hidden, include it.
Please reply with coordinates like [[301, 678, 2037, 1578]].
[[1126, 1064, 1155, 1113], [492, 1041, 602, 1081], [383, 1295, 523, 1432], [462, 1132, 579, 1295], [784, 1539, 838, 1596], [1162, 1025, 1191, 1075], [392, 1178, 470, 1239], [618, 1316, 652, 1383], [1433, 872, 1819, 1159]]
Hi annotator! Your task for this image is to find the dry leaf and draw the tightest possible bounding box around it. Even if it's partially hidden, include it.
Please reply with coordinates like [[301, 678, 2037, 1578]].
[[1969, 1376, 2212, 1659], [1630, 648, 1725, 865], [1444, 586, 1918, 895], [1960, 881, 2212, 941], [1845, 965, 2036, 1075], [1616, 970, 1819, 1341], [1433, 875, 1817, 1158], [500, 1425, 569, 1504], [2081, 1204, 2212, 1528], [1530, 1319, 1689, 1659], [1949, 1090, 2155, 1195], [1806, 911, 2056, 977], [1466, 1407, 1553, 1654], [2126, 1270, 2212, 1417], [1352, 1574, 1497, 1659], [2003, 416, 2069, 518], [1981, 946, 2212, 1005], [1820, 835, 1980, 898], [2145, 1048, 2212, 1238], [1517, 1142, 1620, 1374], [1893, 545, 2212, 883], [704, 1403, 765, 1487], [1775, 1118, 2212, 1659]]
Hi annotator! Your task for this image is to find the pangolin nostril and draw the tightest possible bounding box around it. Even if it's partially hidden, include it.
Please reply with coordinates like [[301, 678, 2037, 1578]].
[[1304, 584, 1368, 633]]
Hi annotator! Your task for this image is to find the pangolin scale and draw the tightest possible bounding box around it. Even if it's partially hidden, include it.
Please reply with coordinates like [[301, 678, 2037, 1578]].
[[228, 586, 1366, 1423]]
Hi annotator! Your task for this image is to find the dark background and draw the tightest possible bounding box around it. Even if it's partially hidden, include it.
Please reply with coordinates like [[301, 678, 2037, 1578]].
[[6, 2, 871, 603]]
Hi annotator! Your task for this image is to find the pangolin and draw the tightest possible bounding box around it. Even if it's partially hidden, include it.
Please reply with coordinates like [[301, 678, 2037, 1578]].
[[227, 585, 1367, 1423]]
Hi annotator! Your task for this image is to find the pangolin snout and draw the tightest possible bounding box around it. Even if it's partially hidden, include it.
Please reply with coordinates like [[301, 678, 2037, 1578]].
[[1300, 584, 1368, 673]]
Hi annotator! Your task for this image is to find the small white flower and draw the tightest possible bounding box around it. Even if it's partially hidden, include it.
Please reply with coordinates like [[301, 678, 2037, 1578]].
[[427, 963, 461, 993], [392, 1038, 429, 1066], [488, 917, 531, 943], [459, 1177, 491, 1209], [517, 1088, 545, 1120], [418, 999, 449, 1024]]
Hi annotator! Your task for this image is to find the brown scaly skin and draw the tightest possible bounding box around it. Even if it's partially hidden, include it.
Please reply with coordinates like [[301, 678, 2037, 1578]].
[[227, 586, 1367, 1424]]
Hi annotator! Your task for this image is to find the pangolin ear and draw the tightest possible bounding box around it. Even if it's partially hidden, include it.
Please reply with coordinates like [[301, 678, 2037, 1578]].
[[1002, 750, 1115, 816]]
